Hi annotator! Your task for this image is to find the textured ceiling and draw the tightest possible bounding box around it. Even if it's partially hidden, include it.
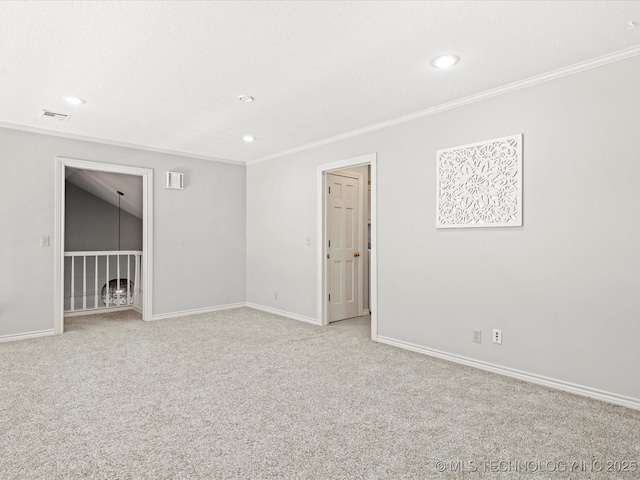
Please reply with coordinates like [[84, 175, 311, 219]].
[[1, 1, 639, 163]]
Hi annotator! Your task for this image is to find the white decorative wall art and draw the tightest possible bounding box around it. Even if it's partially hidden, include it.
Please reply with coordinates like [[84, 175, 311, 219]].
[[436, 134, 523, 228]]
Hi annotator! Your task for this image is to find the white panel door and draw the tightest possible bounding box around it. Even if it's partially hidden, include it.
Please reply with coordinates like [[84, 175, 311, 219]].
[[327, 173, 359, 322]]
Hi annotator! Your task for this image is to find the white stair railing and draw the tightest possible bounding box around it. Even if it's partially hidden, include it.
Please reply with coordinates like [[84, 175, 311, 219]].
[[64, 251, 142, 313]]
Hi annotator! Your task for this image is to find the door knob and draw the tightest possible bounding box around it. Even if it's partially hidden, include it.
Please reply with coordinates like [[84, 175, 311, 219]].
[[353, 251, 360, 257]]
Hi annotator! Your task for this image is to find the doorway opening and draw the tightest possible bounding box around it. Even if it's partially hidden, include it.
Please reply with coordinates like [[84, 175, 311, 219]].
[[317, 153, 377, 340], [54, 157, 154, 334]]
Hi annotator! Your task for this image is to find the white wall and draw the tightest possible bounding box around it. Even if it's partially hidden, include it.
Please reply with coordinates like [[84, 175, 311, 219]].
[[247, 55, 640, 401], [0, 128, 246, 336]]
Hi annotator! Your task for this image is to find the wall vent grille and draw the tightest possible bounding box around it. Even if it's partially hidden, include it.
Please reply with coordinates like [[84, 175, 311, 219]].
[[166, 172, 184, 190], [41, 110, 71, 121]]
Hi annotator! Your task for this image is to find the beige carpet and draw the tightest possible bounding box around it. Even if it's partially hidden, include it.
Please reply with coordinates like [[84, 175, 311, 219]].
[[1, 307, 638, 479]]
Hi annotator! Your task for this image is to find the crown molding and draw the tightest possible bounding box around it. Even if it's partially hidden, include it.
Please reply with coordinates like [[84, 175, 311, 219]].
[[3, 45, 640, 167], [247, 44, 640, 166], [0, 121, 245, 166]]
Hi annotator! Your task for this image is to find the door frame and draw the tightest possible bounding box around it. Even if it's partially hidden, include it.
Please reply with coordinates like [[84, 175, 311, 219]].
[[53, 157, 154, 334], [317, 153, 377, 340], [326, 169, 365, 322]]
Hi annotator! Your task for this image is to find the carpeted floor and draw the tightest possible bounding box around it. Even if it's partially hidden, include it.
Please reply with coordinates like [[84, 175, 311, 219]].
[[1, 307, 638, 479]]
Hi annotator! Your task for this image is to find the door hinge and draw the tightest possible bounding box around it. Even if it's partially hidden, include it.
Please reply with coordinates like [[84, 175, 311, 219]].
[[328, 239, 330, 247], [328, 294, 331, 302], [328, 186, 331, 194]]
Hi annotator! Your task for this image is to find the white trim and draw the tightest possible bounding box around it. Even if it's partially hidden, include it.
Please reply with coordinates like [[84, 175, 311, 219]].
[[0, 121, 244, 166], [141, 168, 154, 322], [6, 48, 638, 169], [151, 303, 247, 321], [54, 159, 64, 333], [0, 329, 55, 343], [64, 306, 134, 318], [369, 158, 377, 341], [4, 46, 639, 168], [247, 303, 321, 326], [317, 153, 378, 340], [64, 250, 142, 256], [54, 157, 154, 334], [248, 45, 640, 165], [377, 335, 640, 411]]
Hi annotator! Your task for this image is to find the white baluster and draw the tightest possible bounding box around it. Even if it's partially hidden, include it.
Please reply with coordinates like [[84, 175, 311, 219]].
[[82, 255, 87, 311], [70, 256, 75, 312], [94, 256, 98, 309], [105, 254, 109, 308], [134, 253, 140, 306], [116, 254, 121, 306]]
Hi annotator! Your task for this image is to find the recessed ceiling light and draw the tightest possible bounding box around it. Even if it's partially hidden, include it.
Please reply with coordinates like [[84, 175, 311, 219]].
[[242, 135, 255, 143], [238, 95, 254, 103], [63, 96, 86, 105], [431, 55, 460, 69]]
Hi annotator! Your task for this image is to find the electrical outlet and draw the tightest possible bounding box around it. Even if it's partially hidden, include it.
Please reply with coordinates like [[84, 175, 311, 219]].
[[472, 330, 481, 343], [493, 329, 502, 344], [274, 292, 278, 300]]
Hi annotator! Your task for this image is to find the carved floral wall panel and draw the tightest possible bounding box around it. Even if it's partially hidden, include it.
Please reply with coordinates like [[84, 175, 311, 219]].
[[436, 134, 523, 228]]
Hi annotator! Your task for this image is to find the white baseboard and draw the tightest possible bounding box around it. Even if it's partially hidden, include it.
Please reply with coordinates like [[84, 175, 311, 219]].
[[0, 329, 55, 343], [64, 306, 133, 317], [362, 309, 370, 316], [150, 302, 247, 321], [376, 336, 640, 412], [246, 303, 321, 326]]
